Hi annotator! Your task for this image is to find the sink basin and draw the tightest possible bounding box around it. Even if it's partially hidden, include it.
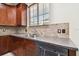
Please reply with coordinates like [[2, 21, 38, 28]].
[[12, 33, 40, 40]]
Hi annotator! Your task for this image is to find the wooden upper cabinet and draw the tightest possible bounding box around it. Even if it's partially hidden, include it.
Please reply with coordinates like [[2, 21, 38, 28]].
[[16, 3, 27, 26], [0, 3, 27, 26], [21, 4, 27, 26], [7, 6, 17, 26], [0, 4, 7, 25]]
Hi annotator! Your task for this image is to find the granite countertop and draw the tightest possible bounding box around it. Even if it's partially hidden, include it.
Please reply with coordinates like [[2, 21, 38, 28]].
[[10, 33, 78, 50]]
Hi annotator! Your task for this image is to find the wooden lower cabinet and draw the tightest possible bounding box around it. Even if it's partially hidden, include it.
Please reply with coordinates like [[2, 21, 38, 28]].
[[12, 38, 38, 56], [68, 49, 76, 56], [0, 36, 77, 56], [0, 36, 13, 55], [12, 43, 38, 56], [23, 40, 38, 56], [0, 36, 38, 56], [10, 36, 76, 56]]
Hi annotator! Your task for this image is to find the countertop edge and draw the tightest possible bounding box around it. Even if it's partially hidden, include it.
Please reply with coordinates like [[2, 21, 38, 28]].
[[9, 35, 78, 51]]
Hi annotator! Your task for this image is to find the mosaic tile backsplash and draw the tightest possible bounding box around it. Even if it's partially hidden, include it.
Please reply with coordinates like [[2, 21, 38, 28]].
[[27, 23, 69, 38], [0, 26, 26, 35]]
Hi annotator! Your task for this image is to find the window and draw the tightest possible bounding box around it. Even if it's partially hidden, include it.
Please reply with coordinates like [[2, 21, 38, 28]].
[[30, 4, 38, 26], [29, 3, 49, 26]]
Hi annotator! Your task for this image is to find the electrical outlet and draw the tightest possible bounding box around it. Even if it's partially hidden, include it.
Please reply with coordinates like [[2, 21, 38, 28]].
[[62, 29, 66, 33], [57, 29, 61, 33]]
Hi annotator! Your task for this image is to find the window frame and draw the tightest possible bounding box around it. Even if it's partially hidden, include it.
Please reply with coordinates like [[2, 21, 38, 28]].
[[29, 3, 49, 26], [29, 3, 38, 26]]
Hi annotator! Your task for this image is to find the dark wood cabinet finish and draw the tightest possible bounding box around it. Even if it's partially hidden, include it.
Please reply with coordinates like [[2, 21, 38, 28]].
[[16, 3, 27, 26], [0, 3, 27, 26], [11, 37, 38, 56], [0, 36, 12, 55], [0, 35, 77, 56], [0, 36, 38, 56], [6, 6, 17, 26], [0, 4, 7, 25], [68, 49, 76, 56]]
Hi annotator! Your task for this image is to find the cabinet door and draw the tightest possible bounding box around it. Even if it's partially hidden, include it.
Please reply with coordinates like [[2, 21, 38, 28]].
[[24, 40, 38, 56], [0, 36, 10, 55], [0, 37, 7, 55], [7, 6, 17, 26], [0, 4, 7, 25], [12, 37, 25, 48], [21, 4, 27, 26], [12, 37, 38, 56], [16, 3, 27, 26]]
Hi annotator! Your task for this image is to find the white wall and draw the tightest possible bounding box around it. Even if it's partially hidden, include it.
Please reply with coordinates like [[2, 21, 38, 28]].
[[49, 3, 79, 51]]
